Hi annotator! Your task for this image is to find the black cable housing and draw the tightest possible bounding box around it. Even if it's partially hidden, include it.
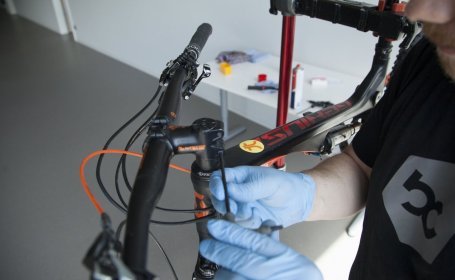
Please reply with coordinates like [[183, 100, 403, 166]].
[[95, 85, 163, 213]]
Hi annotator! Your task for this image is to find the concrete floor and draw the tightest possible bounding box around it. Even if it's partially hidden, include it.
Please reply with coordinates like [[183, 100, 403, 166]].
[[0, 9, 359, 279]]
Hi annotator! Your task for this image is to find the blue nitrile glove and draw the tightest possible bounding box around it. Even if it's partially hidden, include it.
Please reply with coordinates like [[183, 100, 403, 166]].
[[210, 166, 316, 228], [199, 219, 323, 280]]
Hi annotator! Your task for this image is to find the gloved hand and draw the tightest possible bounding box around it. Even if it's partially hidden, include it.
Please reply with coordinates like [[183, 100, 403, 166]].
[[199, 219, 323, 280], [210, 166, 316, 228]]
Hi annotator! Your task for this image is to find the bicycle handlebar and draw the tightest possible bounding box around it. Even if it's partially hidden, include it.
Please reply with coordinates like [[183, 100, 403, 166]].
[[122, 24, 213, 279], [186, 23, 212, 59], [155, 67, 187, 123]]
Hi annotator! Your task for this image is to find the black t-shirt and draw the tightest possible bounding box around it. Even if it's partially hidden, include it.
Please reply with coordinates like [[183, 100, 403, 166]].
[[350, 36, 455, 279]]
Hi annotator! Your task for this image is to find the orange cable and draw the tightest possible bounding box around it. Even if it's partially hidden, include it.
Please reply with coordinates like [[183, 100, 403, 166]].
[[79, 149, 190, 215], [169, 163, 191, 174], [262, 156, 285, 167]]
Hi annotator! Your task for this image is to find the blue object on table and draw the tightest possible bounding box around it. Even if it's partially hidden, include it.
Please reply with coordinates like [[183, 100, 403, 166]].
[[216, 49, 269, 65]]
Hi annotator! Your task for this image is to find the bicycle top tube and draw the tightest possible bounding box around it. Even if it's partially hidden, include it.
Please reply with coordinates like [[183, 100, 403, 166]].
[[223, 36, 393, 168]]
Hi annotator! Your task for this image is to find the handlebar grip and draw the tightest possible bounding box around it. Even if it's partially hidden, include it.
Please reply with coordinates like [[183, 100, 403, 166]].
[[186, 23, 212, 59]]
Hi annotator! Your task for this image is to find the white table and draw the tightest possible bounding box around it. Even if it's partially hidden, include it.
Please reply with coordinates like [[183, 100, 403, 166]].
[[201, 55, 363, 134]]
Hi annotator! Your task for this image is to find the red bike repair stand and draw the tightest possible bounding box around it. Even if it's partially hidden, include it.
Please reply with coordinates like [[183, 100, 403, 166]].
[[275, 15, 296, 169]]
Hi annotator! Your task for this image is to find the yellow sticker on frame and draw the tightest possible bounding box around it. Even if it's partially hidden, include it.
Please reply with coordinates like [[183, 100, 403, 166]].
[[239, 140, 265, 153]]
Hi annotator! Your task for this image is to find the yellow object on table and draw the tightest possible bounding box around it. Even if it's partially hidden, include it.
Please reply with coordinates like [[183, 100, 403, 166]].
[[219, 62, 232, 75]]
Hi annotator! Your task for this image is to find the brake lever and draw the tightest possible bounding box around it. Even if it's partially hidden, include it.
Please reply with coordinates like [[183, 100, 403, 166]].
[[183, 64, 211, 100]]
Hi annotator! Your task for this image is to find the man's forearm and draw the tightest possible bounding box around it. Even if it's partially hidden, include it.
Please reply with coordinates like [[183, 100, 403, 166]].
[[305, 145, 370, 221]]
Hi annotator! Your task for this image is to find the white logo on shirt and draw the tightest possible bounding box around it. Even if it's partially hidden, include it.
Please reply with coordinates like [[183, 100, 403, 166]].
[[383, 156, 455, 264]]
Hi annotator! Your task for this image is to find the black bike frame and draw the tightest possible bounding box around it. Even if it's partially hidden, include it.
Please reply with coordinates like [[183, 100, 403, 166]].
[[223, 37, 391, 167]]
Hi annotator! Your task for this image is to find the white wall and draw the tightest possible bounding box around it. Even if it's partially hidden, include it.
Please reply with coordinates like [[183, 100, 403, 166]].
[[12, 0, 69, 34], [5, 0, 17, 14], [67, 0, 386, 78]]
